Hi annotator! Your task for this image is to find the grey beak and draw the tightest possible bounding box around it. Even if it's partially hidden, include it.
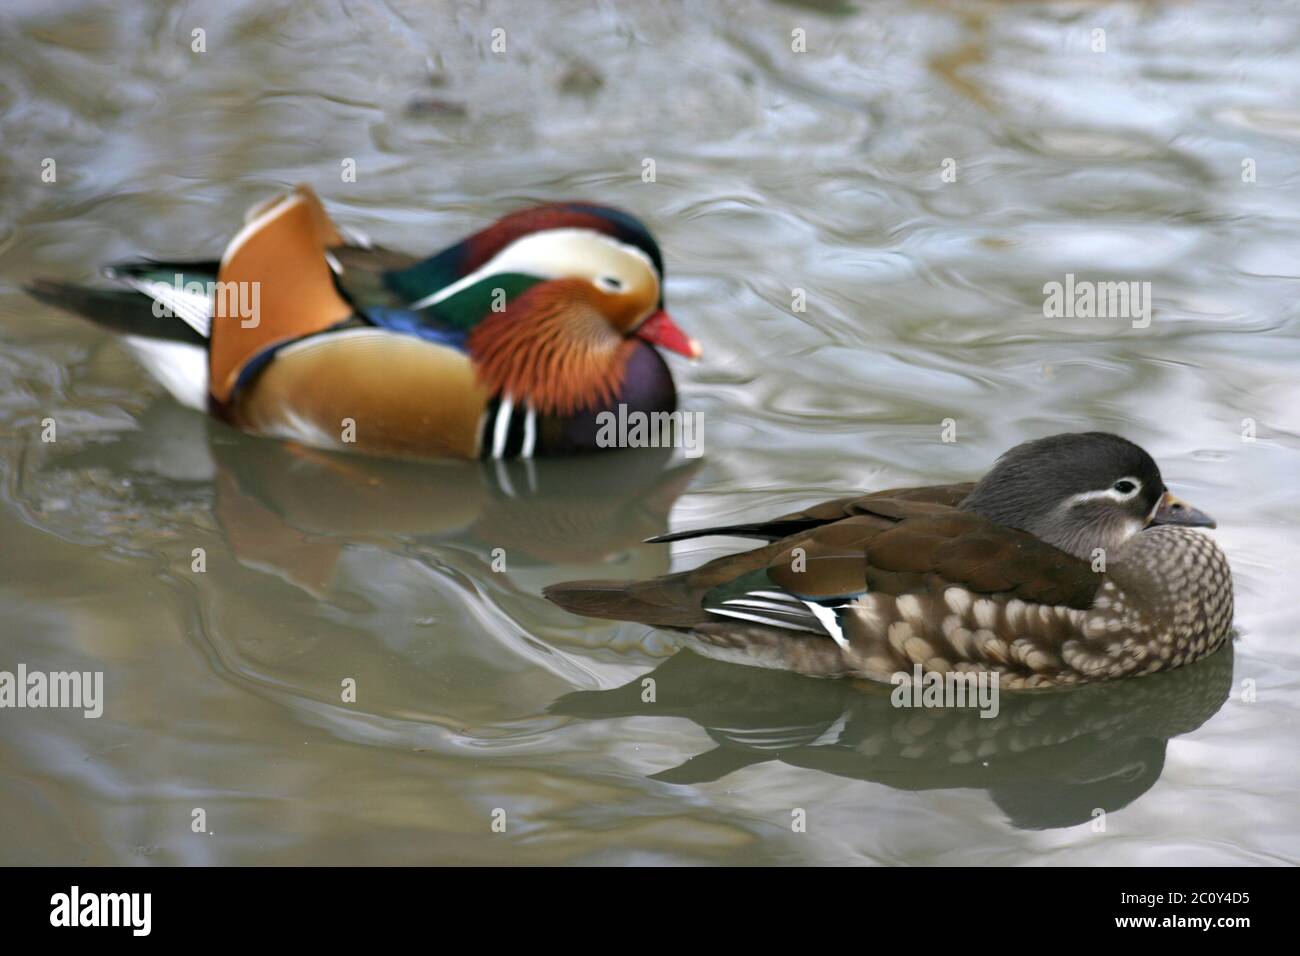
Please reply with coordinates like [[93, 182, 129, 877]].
[[1150, 491, 1216, 529]]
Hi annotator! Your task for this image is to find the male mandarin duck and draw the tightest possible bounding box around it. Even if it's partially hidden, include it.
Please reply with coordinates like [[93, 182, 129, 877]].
[[546, 433, 1235, 688], [28, 185, 699, 460]]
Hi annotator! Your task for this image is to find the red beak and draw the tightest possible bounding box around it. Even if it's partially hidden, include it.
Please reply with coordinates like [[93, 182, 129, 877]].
[[634, 309, 701, 360]]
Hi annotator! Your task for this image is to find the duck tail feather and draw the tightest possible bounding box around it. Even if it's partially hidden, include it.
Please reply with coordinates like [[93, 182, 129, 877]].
[[543, 576, 706, 627], [26, 279, 207, 346]]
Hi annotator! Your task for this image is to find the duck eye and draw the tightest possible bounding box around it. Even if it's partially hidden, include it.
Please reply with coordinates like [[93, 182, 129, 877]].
[[596, 275, 624, 292], [1112, 479, 1138, 495]]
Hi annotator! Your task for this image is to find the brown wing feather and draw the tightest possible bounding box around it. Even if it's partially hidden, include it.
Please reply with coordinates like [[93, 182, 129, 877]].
[[761, 497, 1098, 609], [860, 507, 1099, 608], [544, 541, 784, 628], [646, 482, 977, 544], [552, 486, 1098, 622]]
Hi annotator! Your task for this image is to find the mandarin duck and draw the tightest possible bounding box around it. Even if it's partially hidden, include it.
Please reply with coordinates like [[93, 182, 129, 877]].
[[28, 185, 699, 460], [553, 642, 1233, 826], [545, 433, 1235, 688]]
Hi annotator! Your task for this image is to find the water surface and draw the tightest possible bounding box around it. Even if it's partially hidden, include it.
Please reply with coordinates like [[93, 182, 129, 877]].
[[0, 0, 1297, 865]]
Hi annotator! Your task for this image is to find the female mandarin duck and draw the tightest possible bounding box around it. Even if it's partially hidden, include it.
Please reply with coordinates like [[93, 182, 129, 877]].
[[29, 185, 699, 460], [546, 433, 1235, 688]]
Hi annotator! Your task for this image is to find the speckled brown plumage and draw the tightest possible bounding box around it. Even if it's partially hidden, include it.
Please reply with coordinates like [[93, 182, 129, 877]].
[[546, 436, 1236, 688]]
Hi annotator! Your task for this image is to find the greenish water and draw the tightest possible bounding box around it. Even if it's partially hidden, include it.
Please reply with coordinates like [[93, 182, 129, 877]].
[[0, 0, 1296, 864]]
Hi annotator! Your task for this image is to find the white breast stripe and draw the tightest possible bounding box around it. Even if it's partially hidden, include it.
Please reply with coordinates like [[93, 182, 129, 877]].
[[491, 394, 514, 459], [521, 406, 537, 458]]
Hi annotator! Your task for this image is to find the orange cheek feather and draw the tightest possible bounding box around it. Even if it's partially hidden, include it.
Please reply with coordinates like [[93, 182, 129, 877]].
[[467, 279, 635, 417]]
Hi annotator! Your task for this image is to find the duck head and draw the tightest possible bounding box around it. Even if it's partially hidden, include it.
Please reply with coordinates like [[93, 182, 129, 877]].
[[960, 432, 1216, 560], [395, 203, 698, 416], [462, 227, 697, 416]]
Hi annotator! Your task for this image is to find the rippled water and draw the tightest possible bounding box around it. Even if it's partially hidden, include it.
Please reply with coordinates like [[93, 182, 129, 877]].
[[1, 0, 1297, 864]]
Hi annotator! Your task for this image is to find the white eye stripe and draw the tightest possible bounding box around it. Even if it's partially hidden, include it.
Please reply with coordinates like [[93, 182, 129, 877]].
[[411, 228, 655, 310], [1065, 477, 1143, 506]]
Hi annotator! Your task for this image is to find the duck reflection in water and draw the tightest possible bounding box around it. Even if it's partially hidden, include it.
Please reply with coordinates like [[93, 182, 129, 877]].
[[45, 400, 701, 598], [552, 641, 1234, 831]]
